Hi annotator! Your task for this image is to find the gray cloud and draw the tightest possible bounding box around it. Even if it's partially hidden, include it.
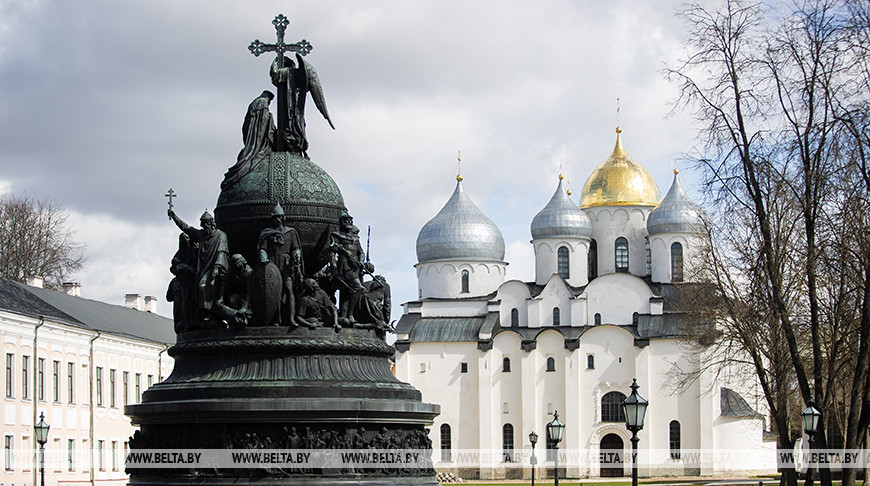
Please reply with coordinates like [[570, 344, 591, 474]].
[[0, 0, 701, 320]]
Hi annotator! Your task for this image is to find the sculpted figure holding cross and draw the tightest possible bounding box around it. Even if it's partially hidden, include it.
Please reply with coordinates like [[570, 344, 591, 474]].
[[249, 14, 334, 156]]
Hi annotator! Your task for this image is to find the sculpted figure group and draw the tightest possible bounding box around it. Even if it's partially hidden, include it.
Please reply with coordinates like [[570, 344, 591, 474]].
[[167, 205, 391, 336]]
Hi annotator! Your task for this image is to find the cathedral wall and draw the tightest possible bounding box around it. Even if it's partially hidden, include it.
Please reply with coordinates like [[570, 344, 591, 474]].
[[496, 281, 531, 328], [532, 239, 589, 287], [584, 274, 652, 325], [419, 300, 488, 318], [583, 206, 651, 277], [415, 260, 506, 300], [649, 233, 703, 283]]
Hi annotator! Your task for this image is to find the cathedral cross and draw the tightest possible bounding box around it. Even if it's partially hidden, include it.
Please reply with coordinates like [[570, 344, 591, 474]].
[[249, 14, 312, 151], [165, 188, 176, 218]]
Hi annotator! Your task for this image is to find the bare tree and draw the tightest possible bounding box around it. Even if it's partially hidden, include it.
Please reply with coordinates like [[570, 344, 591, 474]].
[[668, 1, 870, 485], [0, 194, 86, 290]]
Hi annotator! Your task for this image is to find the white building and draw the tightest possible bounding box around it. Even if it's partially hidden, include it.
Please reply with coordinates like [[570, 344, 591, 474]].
[[1, 277, 174, 486], [395, 128, 776, 480]]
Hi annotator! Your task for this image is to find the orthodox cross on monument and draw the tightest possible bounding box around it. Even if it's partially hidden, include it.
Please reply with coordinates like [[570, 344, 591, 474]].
[[249, 14, 313, 152], [165, 188, 176, 218]]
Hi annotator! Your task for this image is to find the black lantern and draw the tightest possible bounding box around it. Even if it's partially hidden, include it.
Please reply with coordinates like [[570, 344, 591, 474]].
[[529, 430, 538, 486], [622, 379, 648, 431], [622, 379, 648, 486], [801, 400, 821, 437], [801, 399, 822, 486], [547, 411, 565, 485], [34, 412, 50, 486]]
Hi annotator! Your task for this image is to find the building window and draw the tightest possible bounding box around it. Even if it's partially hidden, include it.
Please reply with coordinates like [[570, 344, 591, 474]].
[[588, 239, 598, 280], [553, 307, 560, 326], [461, 270, 470, 293], [594, 313, 601, 325], [510, 308, 519, 327], [502, 357, 511, 373], [21, 355, 29, 399], [502, 423, 515, 462], [601, 391, 627, 422], [37, 358, 44, 401], [98, 439, 105, 471], [147, 374, 154, 388], [52, 360, 60, 402], [587, 355, 595, 369], [67, 362, 75, 403], [68, 438, 75, 471], [96, 367, 103, 406], [112, 441, 119, 471], [110, 370, 116, 408], [615, 237, 629, 272], [440, 424, 452, 462], [557, 246, 570, 279], [135, 373, 141, 402], [460, 362, 468, 373], [5, 353, 12, 398], [123, 371, 129, 405], [670, 420, 681, 459], [4, 435, 12, 470], [546, 357, 556, 372], [632, 312, 639, 325], [671, 242, 684, 282]]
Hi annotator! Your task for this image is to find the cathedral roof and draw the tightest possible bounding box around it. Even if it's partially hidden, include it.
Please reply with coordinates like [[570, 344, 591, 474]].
[[647, 171, 704, 235], [416, 179, 505, 263], [580, 127, 661, 208], [530, 177, 592, 240]]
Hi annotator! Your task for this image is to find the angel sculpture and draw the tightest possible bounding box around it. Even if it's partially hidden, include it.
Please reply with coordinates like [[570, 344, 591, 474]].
[[270, 54, 334, 156]]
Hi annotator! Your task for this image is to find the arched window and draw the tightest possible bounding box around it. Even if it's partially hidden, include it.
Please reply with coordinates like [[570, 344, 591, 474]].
[[632, 312, 639, 325], [594, 313, 601, 326], [671, 242, 684, 282], [502, 424, 514, 462], [546, 357, 556, 372], [557, 246, 570, 279], [669, 420, 681, 459], [461, 270, 470, 293], [601, 391, 627, 422], [645, 237, 652, 276], [440, 424, 452, 462], [587, 355, 595, 369], [502, 357, 511, 373], [552, 307, 560, 326], [615, 237, 629, 272], [588, 239, 598, 280], [510, 308, 519, 327]]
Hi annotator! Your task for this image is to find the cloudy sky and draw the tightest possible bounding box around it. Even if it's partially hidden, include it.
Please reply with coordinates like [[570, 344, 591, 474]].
[[0, 0, 704, 322]]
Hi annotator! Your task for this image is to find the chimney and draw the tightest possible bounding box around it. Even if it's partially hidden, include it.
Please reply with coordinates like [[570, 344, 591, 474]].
[[125, 293, 142, 311], [62, 282, 82, 297], [26, 275, 44, 288], [144, 296, 158, 314]]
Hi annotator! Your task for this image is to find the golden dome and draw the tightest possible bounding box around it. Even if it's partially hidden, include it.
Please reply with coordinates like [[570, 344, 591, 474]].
[[579, 127, 661, 208]]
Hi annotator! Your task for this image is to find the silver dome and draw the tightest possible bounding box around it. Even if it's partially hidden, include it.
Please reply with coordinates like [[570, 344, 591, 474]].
[[647, 172, 704, 235], [530, 178, 592, 240], [416, 180, 505, 263]]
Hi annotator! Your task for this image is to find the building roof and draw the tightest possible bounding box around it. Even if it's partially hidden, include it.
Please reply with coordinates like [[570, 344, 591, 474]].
[[720, 387, 762, 417], [647, 171, 704, 235], [416, 179, 505, 263], [395, 313, 499, 342], [531, 177, 592, 240], [579, 127, 661, 208], [0, 278, 175, 345]]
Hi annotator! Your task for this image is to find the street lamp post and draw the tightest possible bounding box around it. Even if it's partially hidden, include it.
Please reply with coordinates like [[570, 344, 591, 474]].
[[622, 379, 648, 486], [529, 431, 538, 486], [547, 411, 565, 486], [34, 411, 50, 486], [801, 400, 821, 486]]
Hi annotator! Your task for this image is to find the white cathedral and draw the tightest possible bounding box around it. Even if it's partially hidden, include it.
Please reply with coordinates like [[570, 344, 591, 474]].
[[394, 128, 777, 480]]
